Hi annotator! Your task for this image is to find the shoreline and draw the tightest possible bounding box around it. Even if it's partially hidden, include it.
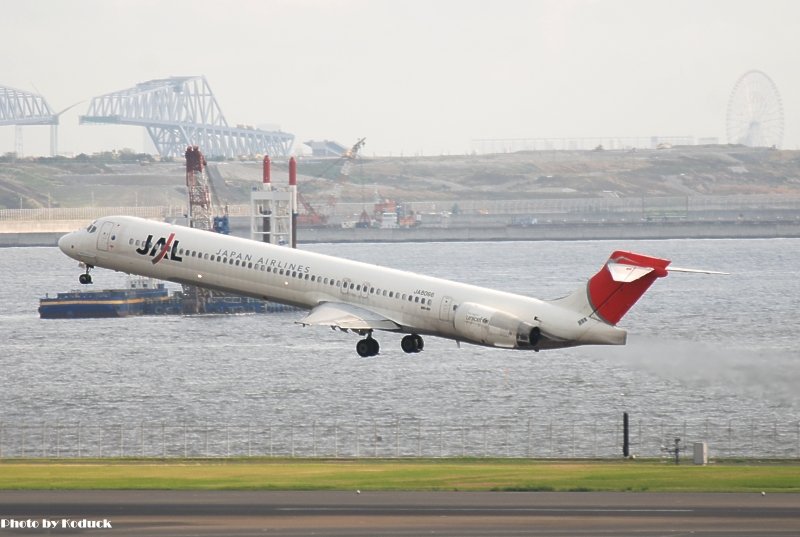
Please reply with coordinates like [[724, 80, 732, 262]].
[[3, 219, 800, 247]]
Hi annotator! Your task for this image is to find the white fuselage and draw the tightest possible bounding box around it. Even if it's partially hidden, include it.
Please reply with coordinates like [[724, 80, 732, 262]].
[[57, 216, 626, 351]]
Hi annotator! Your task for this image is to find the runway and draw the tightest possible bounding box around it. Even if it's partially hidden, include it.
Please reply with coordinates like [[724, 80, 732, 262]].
[[1, 490, 798, 536]]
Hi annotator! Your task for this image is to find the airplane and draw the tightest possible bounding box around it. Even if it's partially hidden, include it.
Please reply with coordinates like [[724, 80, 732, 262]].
[[57, 215, 723, 357]]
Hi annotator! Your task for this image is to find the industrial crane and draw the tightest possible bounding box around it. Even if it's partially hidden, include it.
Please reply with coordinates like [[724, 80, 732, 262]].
[[182, 145, 230, 311], [339, 137, 366, 179], [295, 137, 367, 227]]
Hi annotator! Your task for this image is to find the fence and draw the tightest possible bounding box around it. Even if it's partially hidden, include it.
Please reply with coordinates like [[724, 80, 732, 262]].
[[1, 417, 798, 460], [3, 195, 800, 223], [0, 206, 181, 222]]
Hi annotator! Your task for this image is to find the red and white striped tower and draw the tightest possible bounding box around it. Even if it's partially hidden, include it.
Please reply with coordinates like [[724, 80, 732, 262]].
[[289, 156, 298, 248]]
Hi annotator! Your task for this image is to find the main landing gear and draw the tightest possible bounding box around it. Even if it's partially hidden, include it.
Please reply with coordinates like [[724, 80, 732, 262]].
[[78, 265, 94, 285], [401, 334, 424, 354], [354, 333, 425, 357], [356, 335, 380, 357]]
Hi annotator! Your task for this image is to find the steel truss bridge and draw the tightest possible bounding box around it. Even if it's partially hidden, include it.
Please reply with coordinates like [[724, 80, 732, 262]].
[[0, 85, 61, 156], [79, 76, 294, 158]]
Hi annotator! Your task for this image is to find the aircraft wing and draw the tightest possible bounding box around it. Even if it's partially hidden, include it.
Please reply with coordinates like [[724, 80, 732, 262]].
[[296, 302, 403, 332]]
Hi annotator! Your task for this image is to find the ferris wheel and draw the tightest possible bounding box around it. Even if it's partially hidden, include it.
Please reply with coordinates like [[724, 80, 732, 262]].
[[726, 70, 784, 148]]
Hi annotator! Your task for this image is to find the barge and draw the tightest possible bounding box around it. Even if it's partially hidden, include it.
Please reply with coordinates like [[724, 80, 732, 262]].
[[39, 278, 286, 319]]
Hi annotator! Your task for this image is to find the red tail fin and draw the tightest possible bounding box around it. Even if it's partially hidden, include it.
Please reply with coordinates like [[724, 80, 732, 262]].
[[587, 251, 670, 325]]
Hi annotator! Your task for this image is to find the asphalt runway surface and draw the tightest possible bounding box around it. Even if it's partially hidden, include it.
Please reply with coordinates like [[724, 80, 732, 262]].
[[1, 490, 798, 536]]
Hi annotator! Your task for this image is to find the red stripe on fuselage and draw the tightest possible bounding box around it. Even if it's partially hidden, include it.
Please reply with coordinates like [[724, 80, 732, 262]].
[[152, 233, 175, 264]]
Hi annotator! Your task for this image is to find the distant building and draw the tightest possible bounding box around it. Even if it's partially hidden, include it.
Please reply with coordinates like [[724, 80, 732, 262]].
[[304, 140, 348, 157]]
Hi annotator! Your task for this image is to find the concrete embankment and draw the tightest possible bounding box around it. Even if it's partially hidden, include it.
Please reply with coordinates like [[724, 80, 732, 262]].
[[3, 219, 800, 247], [299, 220, 800, 243], [0, 220, 88, 247]]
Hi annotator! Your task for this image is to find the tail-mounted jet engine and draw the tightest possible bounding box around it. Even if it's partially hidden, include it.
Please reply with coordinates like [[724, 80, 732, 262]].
[[453, 302, 540, 348]]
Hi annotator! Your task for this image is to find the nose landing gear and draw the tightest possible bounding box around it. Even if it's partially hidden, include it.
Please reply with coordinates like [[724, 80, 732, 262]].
[[78, 265, 94, 285]]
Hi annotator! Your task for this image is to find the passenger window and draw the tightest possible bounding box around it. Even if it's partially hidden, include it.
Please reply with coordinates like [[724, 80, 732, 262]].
[[389, 292, 394, 298], [383, 290, 388, 297], [248, 262, 253, 269], [414, 296, 419, 303]]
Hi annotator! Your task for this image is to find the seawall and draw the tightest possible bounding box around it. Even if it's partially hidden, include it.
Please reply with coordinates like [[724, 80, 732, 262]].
[[3, 219, 800, 247]]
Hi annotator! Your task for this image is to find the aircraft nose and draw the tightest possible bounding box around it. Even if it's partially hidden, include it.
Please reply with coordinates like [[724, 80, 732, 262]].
[[58, 232, 74, 254]]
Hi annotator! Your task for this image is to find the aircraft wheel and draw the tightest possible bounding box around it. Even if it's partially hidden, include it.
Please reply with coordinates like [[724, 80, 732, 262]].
[[401, 334, 423, 354], [368, 338, 380, 356], [356, 339, 371, 357], [357, 338, 379, 357], [79, 273, 92, 285], [529, 327, 541, 346]]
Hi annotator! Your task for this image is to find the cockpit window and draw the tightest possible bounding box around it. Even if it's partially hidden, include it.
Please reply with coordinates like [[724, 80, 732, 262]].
[[86, 223, 98, 233]]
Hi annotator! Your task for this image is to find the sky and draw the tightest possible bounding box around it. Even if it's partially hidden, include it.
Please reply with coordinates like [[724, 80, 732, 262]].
[[1, 0, 798, 157]]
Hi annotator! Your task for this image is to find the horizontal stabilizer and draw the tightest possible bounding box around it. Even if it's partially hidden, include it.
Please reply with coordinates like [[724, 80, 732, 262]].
[[668, 266, 730, 275]]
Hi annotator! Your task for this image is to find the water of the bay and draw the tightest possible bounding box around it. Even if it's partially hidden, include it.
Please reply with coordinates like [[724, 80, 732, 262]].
[[1, 238, 797, 457]]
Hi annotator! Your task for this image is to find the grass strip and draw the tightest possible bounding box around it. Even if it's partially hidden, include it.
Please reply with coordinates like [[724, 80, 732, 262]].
[[1, 458, 798, 492]]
